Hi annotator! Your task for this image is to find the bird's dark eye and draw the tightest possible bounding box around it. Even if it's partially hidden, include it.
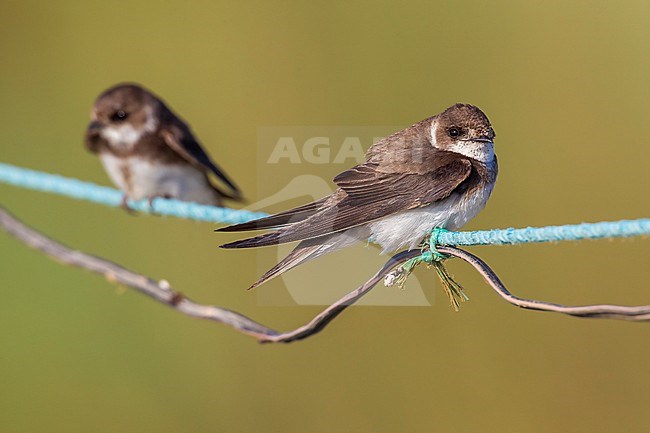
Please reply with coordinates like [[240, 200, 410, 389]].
[[448, 127, 461, 137], [111, 110, 128, 122]]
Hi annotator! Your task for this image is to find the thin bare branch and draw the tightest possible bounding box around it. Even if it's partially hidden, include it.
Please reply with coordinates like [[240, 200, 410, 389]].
[[0, 206, 280, 339], [0, 205, 413, 342], [1, 206, 647, 347], [441, 247, 650, 321]]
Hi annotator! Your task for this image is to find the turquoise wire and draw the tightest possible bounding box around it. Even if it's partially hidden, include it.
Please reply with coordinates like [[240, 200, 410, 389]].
[[1, 162, 649, 244]]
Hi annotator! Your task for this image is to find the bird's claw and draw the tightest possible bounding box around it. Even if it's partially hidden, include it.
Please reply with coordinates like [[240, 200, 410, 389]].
[[120, 195, 137, 215], [147, 194, 172, 214]]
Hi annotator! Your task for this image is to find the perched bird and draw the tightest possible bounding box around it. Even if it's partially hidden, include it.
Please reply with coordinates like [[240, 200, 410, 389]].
[[85, 83, 242, 208], [218, 104, 498, 294]]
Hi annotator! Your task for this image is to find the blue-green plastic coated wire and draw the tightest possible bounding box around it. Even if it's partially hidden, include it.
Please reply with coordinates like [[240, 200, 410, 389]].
[[1, 162, 649, 245], [0, 162, 268, 225]]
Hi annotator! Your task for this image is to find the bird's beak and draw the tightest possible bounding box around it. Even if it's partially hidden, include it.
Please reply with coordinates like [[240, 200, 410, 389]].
[[86, 120, 102, 138], [470, 128, 496, 143], [463, 137, 493, 143]]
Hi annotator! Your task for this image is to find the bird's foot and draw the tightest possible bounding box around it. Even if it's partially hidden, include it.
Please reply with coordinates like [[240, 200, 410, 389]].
[[147, 194, 172, 213], [120, 195, 137, 215]]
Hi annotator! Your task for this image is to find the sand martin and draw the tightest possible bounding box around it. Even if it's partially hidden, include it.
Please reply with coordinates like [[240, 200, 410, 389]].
[[218, 104, 497, 289], [85, 83, 242, 208]]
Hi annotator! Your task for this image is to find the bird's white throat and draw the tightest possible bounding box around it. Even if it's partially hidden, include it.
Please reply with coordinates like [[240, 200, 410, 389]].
[[99, 107, 158, 150], [444, 140, 494, 164], [101, 124, 146, 150]]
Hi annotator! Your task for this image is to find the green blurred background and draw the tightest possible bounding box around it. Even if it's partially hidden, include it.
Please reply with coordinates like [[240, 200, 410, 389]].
[[1, 1, 649, 432]]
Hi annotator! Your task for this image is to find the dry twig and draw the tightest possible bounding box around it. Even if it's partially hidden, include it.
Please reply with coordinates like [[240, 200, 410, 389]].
[[1, 205, 647, 344]]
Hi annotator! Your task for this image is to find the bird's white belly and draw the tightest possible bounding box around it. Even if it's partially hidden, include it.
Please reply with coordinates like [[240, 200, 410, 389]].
[[368, 185, 494, 253], [99, 154, 217, 204]]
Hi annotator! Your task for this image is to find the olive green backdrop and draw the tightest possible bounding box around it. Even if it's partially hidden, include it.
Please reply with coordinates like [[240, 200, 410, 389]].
[[1, 1, 649, 432]]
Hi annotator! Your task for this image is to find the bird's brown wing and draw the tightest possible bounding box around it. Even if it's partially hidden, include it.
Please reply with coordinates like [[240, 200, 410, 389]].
[[161, 120, 242, 199], [217, 197, 329, 232], [220, 157, 472, 249]]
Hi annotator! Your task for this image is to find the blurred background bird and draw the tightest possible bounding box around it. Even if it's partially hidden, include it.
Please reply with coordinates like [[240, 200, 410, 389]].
[[85, 83, 242, 209]]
